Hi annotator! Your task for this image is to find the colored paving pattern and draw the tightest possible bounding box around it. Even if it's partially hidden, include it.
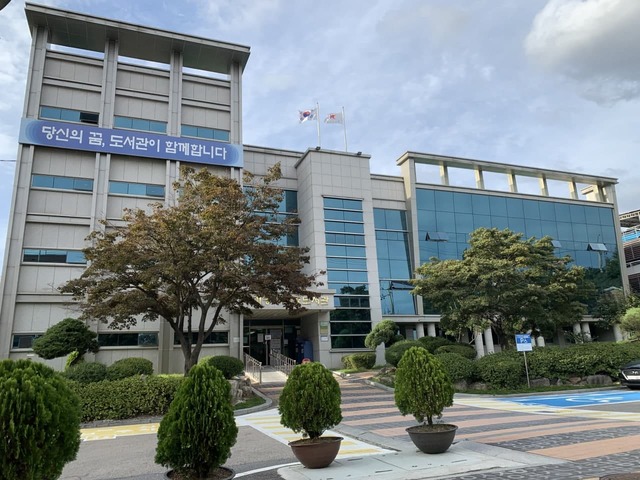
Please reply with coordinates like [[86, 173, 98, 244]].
[[323, 375, 640, 479]]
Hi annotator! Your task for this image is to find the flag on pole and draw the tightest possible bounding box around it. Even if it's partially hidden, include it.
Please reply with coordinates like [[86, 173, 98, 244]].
[[299, 108, 317, 123], [324, 112, 344, 124]]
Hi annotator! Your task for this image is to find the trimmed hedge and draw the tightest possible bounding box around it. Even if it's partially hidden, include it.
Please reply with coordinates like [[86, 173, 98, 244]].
[[341, 352, 376, 370], [417, 336, 454, 353], [435, 344, 477, 360], [107, 357, 154, 381], [476, 351, 525, 389], [436, 352, 477, 383], [385, 340, 423, 367], [200, 355, 244, 380], [63, 362, 107, 384], [68, 375, 184, 422]]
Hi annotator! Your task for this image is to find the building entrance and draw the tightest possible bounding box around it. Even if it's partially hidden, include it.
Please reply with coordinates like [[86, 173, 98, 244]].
[[243, 320, 299, 365]]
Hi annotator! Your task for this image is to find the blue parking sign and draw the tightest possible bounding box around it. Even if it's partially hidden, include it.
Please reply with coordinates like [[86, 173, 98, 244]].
[[515, 334, 532, 352]]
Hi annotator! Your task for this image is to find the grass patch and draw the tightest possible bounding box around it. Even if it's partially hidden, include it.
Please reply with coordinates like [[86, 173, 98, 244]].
[[234, 394, 266, 410]]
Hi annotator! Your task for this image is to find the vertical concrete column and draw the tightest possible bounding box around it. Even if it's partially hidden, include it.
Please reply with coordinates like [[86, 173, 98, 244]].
[[508, 171, 518, 193], [573, 322, 582, 336], [168, 50, 183, 137], [426, 323, 436, 337], [415, 323, 425, 338], [405, 326, 414, 340], [474, 330, 485, 358], [581, 322, 591, 340], [613, 324, 625, 342], [536, 336, 546, 347], [483, 328, 495, 354]]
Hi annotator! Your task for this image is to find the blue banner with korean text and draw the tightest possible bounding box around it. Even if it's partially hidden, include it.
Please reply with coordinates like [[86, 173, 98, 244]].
[[19, 118, 243, 168]]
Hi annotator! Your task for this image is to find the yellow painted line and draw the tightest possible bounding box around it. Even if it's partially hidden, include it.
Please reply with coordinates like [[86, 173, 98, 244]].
[[81, 423, 159, 442]]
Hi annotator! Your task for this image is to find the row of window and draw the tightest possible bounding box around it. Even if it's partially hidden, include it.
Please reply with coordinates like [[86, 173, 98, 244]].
[[181, 124, 230, 142], [40, 106, 99, 124], [31, 174, 166, 198], [39, 107, 230, 142], [417, 188, 615, 227], [23, 249, 86, 264], [12, 331, 229, 349], [324, 197, 370, 350]]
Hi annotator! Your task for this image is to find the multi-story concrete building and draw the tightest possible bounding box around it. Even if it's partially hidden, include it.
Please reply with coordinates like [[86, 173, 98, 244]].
[[621, 209, 640, 294], [0, 3, 628, 372]]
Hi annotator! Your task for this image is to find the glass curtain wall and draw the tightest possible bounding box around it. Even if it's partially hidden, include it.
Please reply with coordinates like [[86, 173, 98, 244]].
[[324, 197, 371, 348], [374, 208, 415, 315]]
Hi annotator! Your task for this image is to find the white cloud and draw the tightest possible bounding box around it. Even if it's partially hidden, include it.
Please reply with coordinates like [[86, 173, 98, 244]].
[[525, 0, 640, 104]]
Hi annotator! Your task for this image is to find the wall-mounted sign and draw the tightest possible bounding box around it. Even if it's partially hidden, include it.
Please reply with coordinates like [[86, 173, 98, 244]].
[[255, 295, 331, 307], [19, 118, 243, 168]]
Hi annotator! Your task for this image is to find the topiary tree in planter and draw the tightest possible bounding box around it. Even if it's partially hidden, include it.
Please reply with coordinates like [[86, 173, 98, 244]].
[[394, 346, 456, 454], [278, 362, 343, 469], [0, 359, 81, 479], [155, 363, 238, 479]]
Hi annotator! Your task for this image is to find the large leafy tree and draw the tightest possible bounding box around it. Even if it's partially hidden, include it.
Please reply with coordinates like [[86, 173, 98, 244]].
[[412, 228, 590, 349], [61, 164, 321, 373]]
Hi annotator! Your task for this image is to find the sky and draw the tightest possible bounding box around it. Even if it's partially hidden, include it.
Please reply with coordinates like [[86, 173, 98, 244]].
[[1, 0, 640, 263]]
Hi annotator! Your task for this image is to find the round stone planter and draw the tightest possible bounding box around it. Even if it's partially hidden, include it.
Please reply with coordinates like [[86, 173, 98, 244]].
[[289, 436, 343, 469], [406, 424, 458, 454]]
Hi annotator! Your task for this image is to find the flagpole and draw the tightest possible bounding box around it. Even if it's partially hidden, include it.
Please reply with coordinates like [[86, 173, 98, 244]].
[[316, 101, 321, 148], [342, 106, 348, 152]]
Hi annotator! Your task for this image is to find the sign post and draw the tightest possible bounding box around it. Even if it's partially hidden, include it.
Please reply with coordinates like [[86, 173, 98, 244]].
[[515, 334, 533, 388]]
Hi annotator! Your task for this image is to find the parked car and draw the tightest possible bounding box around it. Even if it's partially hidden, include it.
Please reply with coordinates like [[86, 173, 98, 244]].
[[620, 360, 640, 389]]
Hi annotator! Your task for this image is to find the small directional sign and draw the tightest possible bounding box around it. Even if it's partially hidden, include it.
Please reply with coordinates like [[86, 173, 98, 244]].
[[515, 334, 533, 352]]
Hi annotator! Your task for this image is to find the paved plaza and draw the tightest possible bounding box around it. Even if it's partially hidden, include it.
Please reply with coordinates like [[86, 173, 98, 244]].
[[61, 373, 640, 480]]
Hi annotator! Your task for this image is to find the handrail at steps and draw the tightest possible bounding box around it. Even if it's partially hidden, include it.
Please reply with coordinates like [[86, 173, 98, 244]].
[[243, 353, 262, 384], [269, 349, 296, 376]]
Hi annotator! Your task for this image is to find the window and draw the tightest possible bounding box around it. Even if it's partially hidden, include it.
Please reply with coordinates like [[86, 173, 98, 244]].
[[98, 332, 159, 347], [425, 232, 449, 241], [173, 332, 229, 345], [114, 116, 167, 133], [181, 124, 230, 142], [12, 334, 41, 349], [23, 249, 86, 264], [32, 174, 93, 192], [109, 181, 165, 198], [40, 106, 99, 124]]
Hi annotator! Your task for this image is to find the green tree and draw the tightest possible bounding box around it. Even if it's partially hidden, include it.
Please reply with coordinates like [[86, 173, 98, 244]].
[[155, 363, 237, 478], [0, 360, 81, 480], [61, 164, 321, 373], [394, 346, 454, 426], [621, 307, 640, 339], [32, 318, 99, 365], [364, 319, 403, 349], [413, 228, 589, 349]]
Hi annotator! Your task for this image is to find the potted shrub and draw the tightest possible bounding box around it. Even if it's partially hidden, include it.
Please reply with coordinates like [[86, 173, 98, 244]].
[[155, 363, 238, 479], [278, 362, 343, 468], [394, 346, 456, 454], [0, 359, 81, 479]]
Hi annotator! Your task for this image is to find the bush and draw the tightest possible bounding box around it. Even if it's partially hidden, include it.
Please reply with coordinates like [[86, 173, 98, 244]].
[[476, 352, 524, 389], [32, 318, 99, 362], [417, 336, 454, 353], [201, 355, 244, 379], [436, 352, 477, 383], [385, 340, 423, 367], [68, 375, 183, 422], [63, 361, 107, 384], [435, 344, 477, 360], [342, 352, 376, 370], [0, 359, 81, 480], [278, 362, 342, 439], [395, 347, 454, 426], [107, 357, 154, 381], [156, 364, 237, 478], [364, 319, 404, 349]]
